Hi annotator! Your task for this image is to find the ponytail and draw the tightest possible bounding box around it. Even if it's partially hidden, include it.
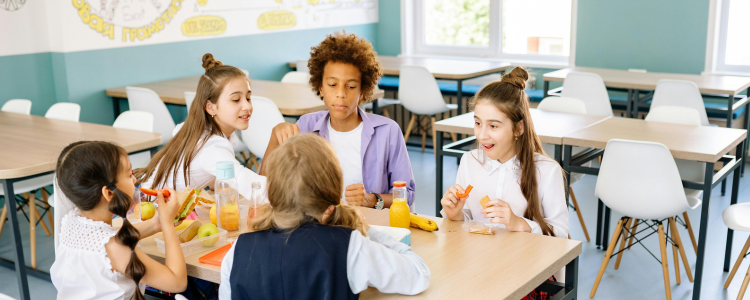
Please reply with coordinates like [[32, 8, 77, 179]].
[[108, 185, 146, 300], [323, 205, 367, 236]]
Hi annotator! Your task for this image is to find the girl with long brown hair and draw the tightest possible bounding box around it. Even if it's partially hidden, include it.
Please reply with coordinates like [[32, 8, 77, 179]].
[[219, 134, 430, 299], [440, 67, 568, 238], [137, 53, 266, 198], [51, 141, 187, 300]]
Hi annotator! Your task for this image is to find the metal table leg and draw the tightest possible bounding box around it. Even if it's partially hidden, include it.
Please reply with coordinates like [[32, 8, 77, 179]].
[[596, 200, 603, 249], [113, 97, 122, 119], [3, 178, 30, 300], [631, 90, 640, 118], [371, 98, 380, 115], [724, 141, 745, 271], [435, 130, 444, 217], [456, 79, 464, 140], [603, 206, 611, 249], [564, 257, 579, 300], [544, 81, 550, 98], [692, 161, 716, 300]]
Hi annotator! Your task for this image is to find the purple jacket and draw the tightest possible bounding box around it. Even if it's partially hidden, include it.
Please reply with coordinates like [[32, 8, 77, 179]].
[[296, 108, 416, 205]]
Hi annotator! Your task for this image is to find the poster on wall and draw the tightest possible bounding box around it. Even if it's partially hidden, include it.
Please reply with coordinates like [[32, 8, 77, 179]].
[[64, 0, 377, 52]]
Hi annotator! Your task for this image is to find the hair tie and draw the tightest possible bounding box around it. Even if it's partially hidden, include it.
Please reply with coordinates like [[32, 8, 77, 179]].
[[106, 181, 117, 191], [336, 204, 341, 207]]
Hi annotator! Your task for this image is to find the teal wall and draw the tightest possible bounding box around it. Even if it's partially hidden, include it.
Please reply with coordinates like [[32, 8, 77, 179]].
[[575, 0, 709, 74], [377, 0, 401, 56], [0, 53, 58, 116]]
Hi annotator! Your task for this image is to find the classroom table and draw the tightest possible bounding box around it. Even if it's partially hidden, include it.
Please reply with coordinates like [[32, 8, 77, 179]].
[[561, 116, 747, 300], [139, 207, 582, 299], [290, 56, 511, 116], [105, 77, 384, 119], [432, 109, 611, 215], [0, 111, 162, 300]]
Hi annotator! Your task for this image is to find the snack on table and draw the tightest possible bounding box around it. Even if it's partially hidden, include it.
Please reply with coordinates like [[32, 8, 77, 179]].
[[174, 187, 201, 224], [463, 220, 495, 235], [196, 193, 215, 205], [409, 214, 439, 232], [178, 220, 203, 243], [456, 185, 473, 198], [480, 196, 491, 209]]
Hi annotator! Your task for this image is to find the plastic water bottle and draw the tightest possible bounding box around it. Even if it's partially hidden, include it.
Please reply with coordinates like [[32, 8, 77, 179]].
[[248, 182, 261, 220], [215, 161, 240, 231]]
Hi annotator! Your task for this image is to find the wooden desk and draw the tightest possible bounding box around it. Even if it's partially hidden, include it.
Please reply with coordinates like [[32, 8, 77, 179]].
[[140, 208, 582, 299], [542, 67, 750, 127], [292, 56, 511, 116], [0, 112, 162, 300], [105, 77, 385, 118], [561, 117, 747, 300], [432, 109, 610, 215]]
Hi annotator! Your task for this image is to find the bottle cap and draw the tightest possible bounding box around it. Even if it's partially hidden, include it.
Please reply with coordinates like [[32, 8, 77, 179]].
[[216, 161, 235, 180], [393, 181, 406, 187]]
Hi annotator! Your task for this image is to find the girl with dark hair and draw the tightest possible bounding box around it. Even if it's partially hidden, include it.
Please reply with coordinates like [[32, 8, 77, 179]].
[[51, 141, 187, 300]]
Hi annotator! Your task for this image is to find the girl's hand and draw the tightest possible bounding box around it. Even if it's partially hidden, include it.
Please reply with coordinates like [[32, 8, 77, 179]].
[[440, 184, 468, 220], [156, 188, 179, 226], [481, 199, 531, 232], [272, 123, 300, 145]]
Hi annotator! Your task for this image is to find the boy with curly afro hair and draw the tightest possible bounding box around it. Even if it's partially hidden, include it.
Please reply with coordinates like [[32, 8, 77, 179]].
[[264, 31, 416, 209]]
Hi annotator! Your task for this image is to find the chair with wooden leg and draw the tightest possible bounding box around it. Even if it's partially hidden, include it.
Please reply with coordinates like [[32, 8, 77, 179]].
[[538, 96, 591, 242], [398, 65, 458, 157], [722, 203, 750, 300], [590, 139, 700, 300]]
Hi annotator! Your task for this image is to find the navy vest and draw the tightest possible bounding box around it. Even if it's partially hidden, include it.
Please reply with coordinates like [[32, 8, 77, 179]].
[[229, 221, 358, 300]]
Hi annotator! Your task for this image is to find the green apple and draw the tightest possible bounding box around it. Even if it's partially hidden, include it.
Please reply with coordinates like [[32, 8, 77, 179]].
[[197, 223, 220, 246]]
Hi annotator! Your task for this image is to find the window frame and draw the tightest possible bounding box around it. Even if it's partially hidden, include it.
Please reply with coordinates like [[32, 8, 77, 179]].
[[402, 0, 578, 68], [705, 0, 750, 75]]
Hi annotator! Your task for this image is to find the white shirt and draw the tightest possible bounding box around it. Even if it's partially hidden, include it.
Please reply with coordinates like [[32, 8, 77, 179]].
[[141, 123, 267, 201], [444, 150, 569, 238], [327, 119, 364, 191], [51, 209, 146, 300], [218, 227, 431, 299]]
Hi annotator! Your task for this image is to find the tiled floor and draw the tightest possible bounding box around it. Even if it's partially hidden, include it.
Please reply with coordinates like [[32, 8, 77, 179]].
[[1, 143, 749, 299]]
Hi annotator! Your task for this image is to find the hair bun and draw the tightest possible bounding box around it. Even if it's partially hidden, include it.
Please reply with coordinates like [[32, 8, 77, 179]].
[[501, 67, 529, 90], [202, 53, 223, 71]]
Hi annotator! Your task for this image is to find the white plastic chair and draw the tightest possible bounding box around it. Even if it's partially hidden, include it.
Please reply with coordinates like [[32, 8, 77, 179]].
[[295, 60, 309, 73], [125, 86, 177, 144], [113, 111, 156, 169], [538, 96, 591, 241], [45, 102, 81, 122], [722, 203, 750, 300], [240, 96, 286, 170], [561, 72, 613, 117], [650, 79, 710, 126], [361, 98, 401, 118], [645, 104, 703, 252], [184, 92, 196, 113], [398, 65, 459, 155], [1, 99, 32, 115], [591, 139, 700, 300], [280, 71, 311, 84]]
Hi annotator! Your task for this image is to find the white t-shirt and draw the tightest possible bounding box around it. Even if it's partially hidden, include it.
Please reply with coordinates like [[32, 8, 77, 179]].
[[327, 119, 364, 192]]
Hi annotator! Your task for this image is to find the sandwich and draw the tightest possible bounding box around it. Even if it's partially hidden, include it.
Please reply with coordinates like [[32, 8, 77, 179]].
[[175, 187, 201, 224]]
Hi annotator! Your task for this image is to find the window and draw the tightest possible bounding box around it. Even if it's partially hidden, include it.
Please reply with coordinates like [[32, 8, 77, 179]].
[[407, 0, 575, 66], [713, 0, 750, 74]]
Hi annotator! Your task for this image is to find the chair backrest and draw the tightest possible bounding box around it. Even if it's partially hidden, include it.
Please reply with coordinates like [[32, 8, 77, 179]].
[[296, 60, 310, 73], [398, 65, 450, 115], [645, 106, 702, 126], [184, 91, 196, 113], [241, 96, 286, 159], [113, 111, 155, 133], [45, 102, 81, 122], [561, 72, 613, 117], [280, 71, 311, 84], [125, 86, 176, 144], [1, 99, 32, 115], [595, 139, 690, 220], [537, 97, 587, 115], [650, 79, 709, 126]]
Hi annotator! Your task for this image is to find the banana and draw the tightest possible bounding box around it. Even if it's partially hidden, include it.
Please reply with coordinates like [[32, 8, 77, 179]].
[[409, 214, 439, 232]]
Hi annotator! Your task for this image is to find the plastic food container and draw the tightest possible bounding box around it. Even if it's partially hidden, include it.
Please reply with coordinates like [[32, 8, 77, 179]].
[[154, 228, 228, 257], [370, 225, 411, 245], [195, 205, 212, 220]]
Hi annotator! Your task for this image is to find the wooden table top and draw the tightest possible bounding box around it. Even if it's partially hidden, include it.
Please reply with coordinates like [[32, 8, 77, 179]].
[[105, 77, 384, 116], [140, 207, 581, 299], [543, 67, 750, 95], [563, 117, 747, 162], [0, 112, 162, 179], [290, 56, 512, 80], [433, 109, 611, 145]]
